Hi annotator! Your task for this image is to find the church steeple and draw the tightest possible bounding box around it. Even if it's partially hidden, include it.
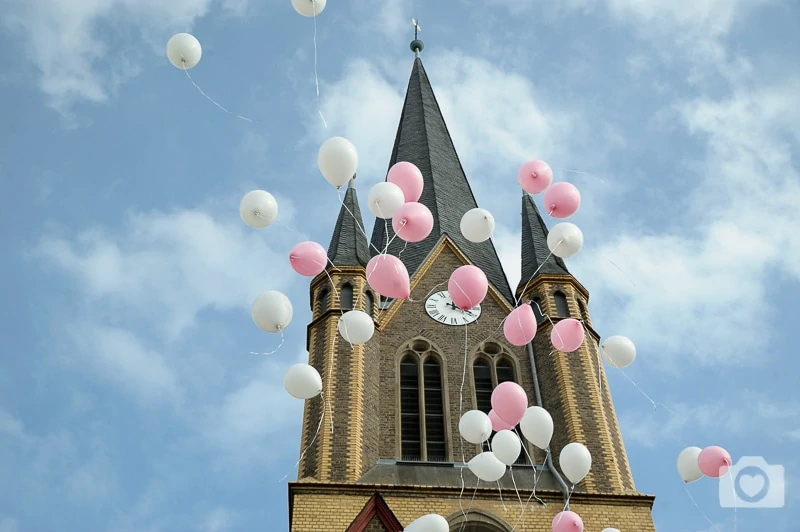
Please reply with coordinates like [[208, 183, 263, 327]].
[[369, 55, 513, 302], [517, 192, 570, 293], [328, 177, 370, 267]]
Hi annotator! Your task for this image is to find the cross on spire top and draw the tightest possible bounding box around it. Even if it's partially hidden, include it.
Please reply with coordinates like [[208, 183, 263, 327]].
[[410, 18, 424, 55]]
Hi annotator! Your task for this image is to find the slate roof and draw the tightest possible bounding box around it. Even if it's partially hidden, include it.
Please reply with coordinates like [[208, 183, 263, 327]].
[[517, 192, 570, 293], [368, 57, 514, 303], [356, 461, 567, 493], [328, 177, 371, 267]]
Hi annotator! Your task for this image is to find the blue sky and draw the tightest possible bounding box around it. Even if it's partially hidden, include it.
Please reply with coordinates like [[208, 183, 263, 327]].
[[1, 0, 799, 530]]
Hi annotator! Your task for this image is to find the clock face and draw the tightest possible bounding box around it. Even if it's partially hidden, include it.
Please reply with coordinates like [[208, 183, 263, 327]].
[[425, 291, 481, 326]]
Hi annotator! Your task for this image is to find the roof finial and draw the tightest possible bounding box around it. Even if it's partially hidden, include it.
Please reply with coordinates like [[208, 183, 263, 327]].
[[410, 18, 424, 56]]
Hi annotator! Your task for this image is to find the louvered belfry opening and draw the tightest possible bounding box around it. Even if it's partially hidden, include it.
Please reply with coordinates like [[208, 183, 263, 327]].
[[400, 356, 422, 460], [423, 358, 446, 461]]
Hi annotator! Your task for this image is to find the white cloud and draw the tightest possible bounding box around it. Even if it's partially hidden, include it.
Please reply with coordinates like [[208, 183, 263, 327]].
[[1, 0, 245, 114], [0, 409, 32, 442], [199, 507, 238, 532], [34, 207, 298, 341]]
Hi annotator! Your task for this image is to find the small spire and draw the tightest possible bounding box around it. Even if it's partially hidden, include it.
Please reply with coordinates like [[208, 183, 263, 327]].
[[410, 18, 423, 56]]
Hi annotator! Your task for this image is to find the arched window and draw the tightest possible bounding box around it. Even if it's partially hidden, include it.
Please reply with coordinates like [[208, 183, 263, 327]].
[[532, 297, 544, 323], [318, 288, 329, 314], [423, 358, 446, 460], [577, 299, 586, 319], [365, 292, 374, 317], [400, 355, 421, 460], [554, 291, 569, 317], [340, 283, 353, 309], [473, 348, 528, 464], [398, 340, 449, 462]]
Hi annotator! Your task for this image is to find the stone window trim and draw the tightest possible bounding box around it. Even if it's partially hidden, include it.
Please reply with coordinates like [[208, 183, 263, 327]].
[[394, 338, 452, 462], [313, 280, 376, 320], [553, 290, 569, 317], [445, 509, 511, 531]]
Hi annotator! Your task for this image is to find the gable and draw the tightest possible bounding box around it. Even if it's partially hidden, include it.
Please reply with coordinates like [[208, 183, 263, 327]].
[[346, 492, 402, 532]]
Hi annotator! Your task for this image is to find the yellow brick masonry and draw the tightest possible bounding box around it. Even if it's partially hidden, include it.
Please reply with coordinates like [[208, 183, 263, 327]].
[[289, 483, 656, 531]]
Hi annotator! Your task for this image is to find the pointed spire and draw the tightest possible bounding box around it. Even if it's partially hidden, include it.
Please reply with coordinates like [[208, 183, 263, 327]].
[[328, 176, 370, 267], [518, 193, 570, 293], [370, 56, 513, 302]]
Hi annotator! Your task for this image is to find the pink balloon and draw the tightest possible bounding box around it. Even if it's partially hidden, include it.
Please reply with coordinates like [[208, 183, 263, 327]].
[[489, 410, 514, 432], [491, 381, 527, 427], [503, 304, 537, 346], [392, 202, 433, 243], [289, 241, 327, 277], [542, 182, 581, 219], [448, 265, 488, 310], [552, 511, 584, 532], [366, 254, 410, 300], [550, 318, 585, 352], [387, 161, 424, 203], [698, 446, 732, 478], [517, 160, 553, 194]]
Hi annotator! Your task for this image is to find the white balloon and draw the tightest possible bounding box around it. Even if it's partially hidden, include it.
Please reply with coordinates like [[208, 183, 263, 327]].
[[252, 290, 293, 333], [491, 430, 521, 466], [368, 182, 405, 219], [601, 529, 621, 532], [468, 451, 507, 482], [458, 410, 492, 444], [166, 33, 202, 69], [559, 442, 592, 485], [519, 406, 553, 450], [239, 190, 278, 228], [677, 446, 704, 483], [283, 363, 322, 399], [318, 137, 358, 188], [337, 310, 374, 345], [600, 335, 636, 368], [546, 222, 584, 258], [291, 0, 326, 17], [460, 208, 495, 243], [404, 513, 448, 532]]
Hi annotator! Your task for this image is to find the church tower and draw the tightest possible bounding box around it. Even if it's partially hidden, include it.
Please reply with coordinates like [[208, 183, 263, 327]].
[[288, 38, 656, 531]]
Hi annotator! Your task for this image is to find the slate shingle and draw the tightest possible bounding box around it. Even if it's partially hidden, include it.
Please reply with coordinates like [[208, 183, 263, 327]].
[[328, 177, 370, 267]]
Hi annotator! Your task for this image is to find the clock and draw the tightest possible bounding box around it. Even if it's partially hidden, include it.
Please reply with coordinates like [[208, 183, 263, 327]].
[[425, 291, 481, 326]]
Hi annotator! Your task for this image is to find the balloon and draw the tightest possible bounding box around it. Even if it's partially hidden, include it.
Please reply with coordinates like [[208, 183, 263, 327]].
[[503, 304, 537, 346], [467, 452, 506, 482], [239, 190, 278, 229], [677, 446, 704, 483], [520, 406, 553, 450], [600, 335, 636, 368], [337, 310, 374, 345], [547, 222, 584, 258], [491, 381, 528, 426], [367, 182, 405, 219], [552, 511, 584, 532], [601, 529, 621, 532], [559, 442, 592, 485], [292, 0, 326, 17], [318, 137, 358, 188], [387, 161, 424, 202], [698, 446, 732, 478], [518, 160, 553, 194], [392, 202, 433, 243], [252, 290, 293, 333], [283, 363, 322, 399], [491, 430, 521, 466], [366, 254, 410, 299], [448, 265, 488, 310], [167, 33, 202, 69], [460, 208, 495, 243], [543, 182, 581, 219], [489, 410, 514, 432], [289, 241, 327, 277], [550, 318, 585, 352], [459, 410, 492, 444], [404, 514, 448, 532]]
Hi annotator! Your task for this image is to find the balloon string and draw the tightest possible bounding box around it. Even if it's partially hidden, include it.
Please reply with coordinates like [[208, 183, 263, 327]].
[[683, 484, 720, 532], [317, 266, 346, 434], [510, 433, 548, 531], [181, 60, 253, 122], [496, 480, 508, 511], [376, 202, 390, 255], [509, 467, 524, 509], [311, 0, 327, 129], [406, 280, 447, 304], [457, 323, 470, 525], [458, 480, 481, 532], [604, 256, 637, 287], [337, 188, 384, 255], [514, 239, 562, 307], [399, 240, 409, 257], [543, 314, 566, 352], [383, 220, 404, 254], [552, 167, 607, 185], [249, 329, 285, 356], [277, 392, 325, 482]]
